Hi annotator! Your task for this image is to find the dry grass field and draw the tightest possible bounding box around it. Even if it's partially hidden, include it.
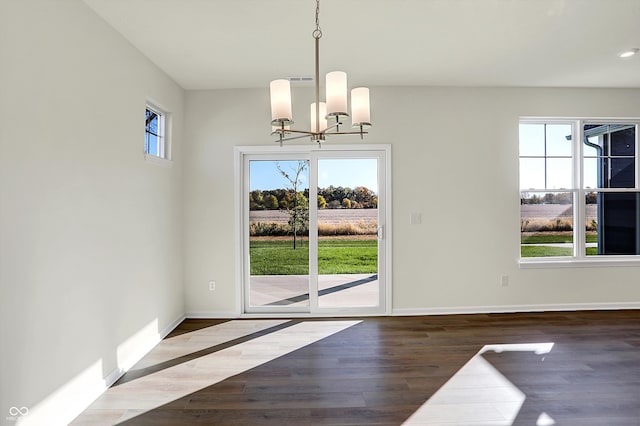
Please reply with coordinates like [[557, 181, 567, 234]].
[[250, 209, 378, 225], [250, 209, 378, 236], [521, 204, 596, 219], [520, 204, 598, 232], [252, 206, 599, 234], [253, 206, 592, 222]]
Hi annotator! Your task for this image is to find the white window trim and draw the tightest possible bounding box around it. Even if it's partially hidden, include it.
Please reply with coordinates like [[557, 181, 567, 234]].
[[520, 257, 640, 269], [519, 117, 640, 268]]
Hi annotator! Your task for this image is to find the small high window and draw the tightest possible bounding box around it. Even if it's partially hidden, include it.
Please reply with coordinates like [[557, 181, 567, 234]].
[[145, 105, 166, 159]]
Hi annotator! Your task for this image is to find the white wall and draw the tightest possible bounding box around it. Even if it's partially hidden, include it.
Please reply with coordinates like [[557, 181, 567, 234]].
[[183, 86, 640, 315], [0, 0, 184, 423]]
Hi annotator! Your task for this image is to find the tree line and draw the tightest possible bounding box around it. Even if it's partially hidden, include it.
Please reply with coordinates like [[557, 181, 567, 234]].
[[250, 185, 378, 211], [521, 192, 598, 205]]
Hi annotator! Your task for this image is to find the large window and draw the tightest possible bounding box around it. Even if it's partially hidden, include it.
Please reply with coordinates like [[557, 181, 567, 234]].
[[520, 119, 640, 264]]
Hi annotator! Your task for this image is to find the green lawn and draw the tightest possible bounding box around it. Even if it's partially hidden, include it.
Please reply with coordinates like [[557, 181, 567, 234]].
[[521, 234, 597, 244], [521, 244, 599, 257], [250, 238, 377, 275], [521, 232, 598, 257], [520, 246, 573, 257]]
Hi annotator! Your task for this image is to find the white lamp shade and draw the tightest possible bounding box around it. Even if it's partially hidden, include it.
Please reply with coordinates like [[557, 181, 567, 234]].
[[310, 102, 327, 132], [270, 79, 292, 123], [326, 71, 348, 116], [351, 87, 371, 126]]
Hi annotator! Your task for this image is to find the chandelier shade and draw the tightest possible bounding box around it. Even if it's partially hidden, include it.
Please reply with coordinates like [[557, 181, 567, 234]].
[[270, 79, 293, 124], [325, 71, 348, 117], [351, 87, 371, 127]]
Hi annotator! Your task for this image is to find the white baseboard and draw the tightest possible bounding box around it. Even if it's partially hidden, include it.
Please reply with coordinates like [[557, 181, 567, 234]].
[[102, 313, 185, 388], [393, 302, 640, 316], [185, 304, 640, 319], [19, 314, 185, 426], [186, 311, 241, 318], [186, 311, 384, 319]]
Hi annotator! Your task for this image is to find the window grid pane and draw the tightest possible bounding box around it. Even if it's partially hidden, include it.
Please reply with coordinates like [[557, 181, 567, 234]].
[[585, 191, 640, 256], [545, 124, 573, 157], [519, 124, 545, 156], [519, 123, 572, 191], [521, 191, 574, 258], [582, 124, 636, 189]]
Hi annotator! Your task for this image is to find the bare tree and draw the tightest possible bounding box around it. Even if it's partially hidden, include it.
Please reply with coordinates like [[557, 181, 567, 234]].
[[276, 161, 309, 249]]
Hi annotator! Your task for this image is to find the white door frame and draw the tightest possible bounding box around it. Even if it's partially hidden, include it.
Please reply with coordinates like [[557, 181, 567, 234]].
[[234, 144, 392, 316]]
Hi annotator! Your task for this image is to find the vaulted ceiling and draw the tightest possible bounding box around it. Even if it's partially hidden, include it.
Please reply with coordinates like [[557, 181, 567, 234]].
[[83, 0, 640, 90]]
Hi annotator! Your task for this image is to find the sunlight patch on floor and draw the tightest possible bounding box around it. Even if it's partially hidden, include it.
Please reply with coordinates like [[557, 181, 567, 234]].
[[129, 319, 291, 371], [403, 343, 555, 426], [72, 320, 361, 425]]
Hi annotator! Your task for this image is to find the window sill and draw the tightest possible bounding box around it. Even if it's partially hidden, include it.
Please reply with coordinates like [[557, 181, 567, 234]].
[[519, 257, 640, 269], [144, 153, 173, 168]]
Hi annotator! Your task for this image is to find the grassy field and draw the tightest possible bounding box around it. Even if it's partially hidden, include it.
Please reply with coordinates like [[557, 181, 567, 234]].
[[250, 238, 377, 275], [521, 246, 598, 257], [521, 232, 598, 257], [521, 233, 597, 244]]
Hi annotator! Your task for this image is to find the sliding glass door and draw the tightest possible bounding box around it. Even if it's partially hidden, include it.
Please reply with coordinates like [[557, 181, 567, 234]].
[[314, 156, 382, 311], [247, 157, 311, 309], [241, 146, 390, 315]]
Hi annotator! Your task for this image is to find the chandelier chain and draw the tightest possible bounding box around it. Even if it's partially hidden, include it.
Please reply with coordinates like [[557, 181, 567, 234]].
[[313, 0, 322, 39]]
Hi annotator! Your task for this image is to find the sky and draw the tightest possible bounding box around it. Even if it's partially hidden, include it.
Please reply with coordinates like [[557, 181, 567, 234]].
[[250, 159, 378, 192]]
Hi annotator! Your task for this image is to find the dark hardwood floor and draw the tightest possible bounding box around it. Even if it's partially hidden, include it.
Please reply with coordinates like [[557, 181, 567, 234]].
[[74, 310, 640, 425]]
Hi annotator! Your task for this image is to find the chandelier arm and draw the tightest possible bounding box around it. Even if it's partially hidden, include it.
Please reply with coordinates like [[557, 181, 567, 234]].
[[276, 133, 319, 143], [326, 131, 369, 136], [275, 129, 316, 135], [321, 121, 345, 133]]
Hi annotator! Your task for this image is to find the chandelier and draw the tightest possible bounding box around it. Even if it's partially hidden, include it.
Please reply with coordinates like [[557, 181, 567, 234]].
[[270, 0, 372, 145]]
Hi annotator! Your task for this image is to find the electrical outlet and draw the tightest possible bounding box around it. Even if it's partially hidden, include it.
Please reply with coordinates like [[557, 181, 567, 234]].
[[500, 275, 509, 287], [209, 281, 216, 291]]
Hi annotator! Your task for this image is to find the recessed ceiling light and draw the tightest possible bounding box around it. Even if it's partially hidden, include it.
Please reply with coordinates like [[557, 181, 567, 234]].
[[618, 48, 639, 58]]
